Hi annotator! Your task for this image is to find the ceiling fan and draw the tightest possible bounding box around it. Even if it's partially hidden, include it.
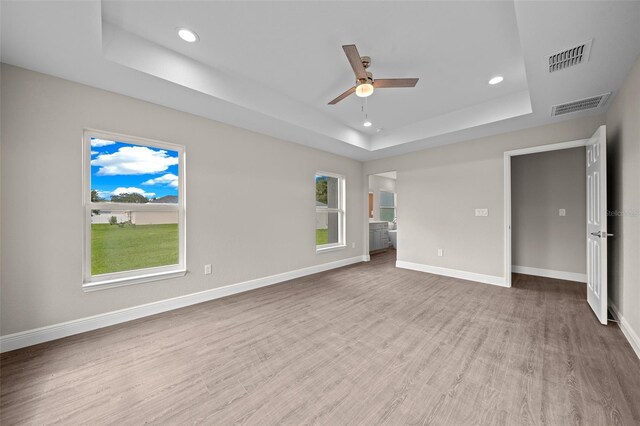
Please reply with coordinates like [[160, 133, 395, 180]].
[[328, 44, 419, 105]]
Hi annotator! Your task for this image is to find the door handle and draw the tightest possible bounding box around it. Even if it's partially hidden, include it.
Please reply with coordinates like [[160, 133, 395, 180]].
[[590, 231, 614, 238]]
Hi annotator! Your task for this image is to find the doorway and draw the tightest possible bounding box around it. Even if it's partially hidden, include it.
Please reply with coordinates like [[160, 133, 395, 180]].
[[504, 126, 609, 324], [367, 171, 397, 260], [504, 139, 588, 286], [510, 147, 587, 282]]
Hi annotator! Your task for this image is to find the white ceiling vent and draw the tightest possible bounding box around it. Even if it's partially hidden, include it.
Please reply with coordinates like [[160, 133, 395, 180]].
[[548, 40, 592, 73], [551, 92, 611, 117]]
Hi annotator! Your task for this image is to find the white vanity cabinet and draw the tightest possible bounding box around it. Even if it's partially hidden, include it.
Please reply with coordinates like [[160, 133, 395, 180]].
[[369, 222, 389, 252]]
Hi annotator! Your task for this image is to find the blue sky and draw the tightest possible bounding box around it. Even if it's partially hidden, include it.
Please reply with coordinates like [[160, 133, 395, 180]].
[[91, 138, 179, 201]]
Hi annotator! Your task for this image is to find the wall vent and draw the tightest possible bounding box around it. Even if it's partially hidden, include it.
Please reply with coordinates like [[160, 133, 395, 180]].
[[548, 40, 592, 73], [551, 92, 611, 117]]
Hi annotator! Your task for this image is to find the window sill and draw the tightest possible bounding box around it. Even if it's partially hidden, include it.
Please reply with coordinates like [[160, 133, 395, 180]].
[[83, 269, 187, 292], [316, 244, 347, 254]]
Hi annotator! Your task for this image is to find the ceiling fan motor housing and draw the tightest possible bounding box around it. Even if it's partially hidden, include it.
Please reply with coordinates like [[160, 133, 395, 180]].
[[358, 72, 374, 86]]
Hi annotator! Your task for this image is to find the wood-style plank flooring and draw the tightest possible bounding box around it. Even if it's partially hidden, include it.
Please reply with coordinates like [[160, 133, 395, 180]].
[[1, 250, 639, 425]]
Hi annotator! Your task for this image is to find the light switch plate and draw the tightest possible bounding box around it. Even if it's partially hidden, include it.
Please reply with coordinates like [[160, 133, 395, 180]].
[[437, 249, 444, 257], [559, 209, 566, 216], [475, 208, 489, 217], [204, 264, 212, 275]]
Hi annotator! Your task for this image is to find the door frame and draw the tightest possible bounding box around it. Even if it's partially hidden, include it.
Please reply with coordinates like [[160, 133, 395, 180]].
[[503, 138, 588, 287], [365, 171, 397, 261]]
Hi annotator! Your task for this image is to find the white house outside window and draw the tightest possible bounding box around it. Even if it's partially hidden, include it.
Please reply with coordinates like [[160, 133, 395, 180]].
[[83, 130, 186, 290], [315, 172, 345, 252]]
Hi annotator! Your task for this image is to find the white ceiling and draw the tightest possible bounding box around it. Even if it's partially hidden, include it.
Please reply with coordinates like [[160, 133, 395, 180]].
[[101, 1, 529, 132], [2, 1, 639, 161]]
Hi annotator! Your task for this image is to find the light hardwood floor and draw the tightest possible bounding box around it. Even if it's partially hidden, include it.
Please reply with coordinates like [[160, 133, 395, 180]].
[[1, 250, 639, 425]]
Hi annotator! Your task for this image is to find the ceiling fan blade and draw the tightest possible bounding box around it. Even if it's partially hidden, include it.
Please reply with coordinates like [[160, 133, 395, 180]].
[[328, 87, 356, 105], [374, 78, 419, 88], [342, 45, 367, 80]]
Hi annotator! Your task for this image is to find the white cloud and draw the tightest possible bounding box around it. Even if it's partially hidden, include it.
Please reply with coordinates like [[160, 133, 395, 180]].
[[111, 187, 155, 198], [90, 138, 116, 147], [142, 173, 179, 188], [91, 146, 178, 176], [91, 150, 99, 156]]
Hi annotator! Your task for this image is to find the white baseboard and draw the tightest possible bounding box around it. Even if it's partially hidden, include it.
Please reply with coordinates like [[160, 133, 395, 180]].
[[609, 302, 640, 360], [512, 265, 587, 283], [0, 255, 367, 353], [396, 261, 507, 287]]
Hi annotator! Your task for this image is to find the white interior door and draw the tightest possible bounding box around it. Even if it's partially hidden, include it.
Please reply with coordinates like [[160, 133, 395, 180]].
[[586, 125, 609, 325]]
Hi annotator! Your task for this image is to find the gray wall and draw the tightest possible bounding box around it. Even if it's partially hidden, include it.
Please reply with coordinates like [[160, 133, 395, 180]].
[[368, 174, 396, 222], [0, 64, 365, 335], [511, 148, 586, 274], [606, 55, 640, 342], [364, 115, 605, 279]]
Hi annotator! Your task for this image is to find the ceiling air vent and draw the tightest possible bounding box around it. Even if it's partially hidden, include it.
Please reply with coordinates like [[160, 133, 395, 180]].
[[548, 40, 592, 73], [551, 92, 611, 117]]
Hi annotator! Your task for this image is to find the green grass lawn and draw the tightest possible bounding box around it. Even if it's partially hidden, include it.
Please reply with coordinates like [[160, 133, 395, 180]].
[[316, 228, 328, 245], [93, 225, 329, 275], [91, 223, 178, 275]]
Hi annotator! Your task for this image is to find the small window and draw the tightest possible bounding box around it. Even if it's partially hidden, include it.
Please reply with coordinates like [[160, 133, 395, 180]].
[[315, 172, 345, 251], [380, 190, 396, 222], [83, 130, 185, 290]]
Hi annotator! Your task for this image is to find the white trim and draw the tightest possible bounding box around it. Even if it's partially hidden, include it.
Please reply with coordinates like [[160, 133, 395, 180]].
[[315, 171, 346, 250], [504, 138, 588, 288], [504, 153, 512, 287], [609, 302, 640, 360], [511, 266, 586, 283], [396, 261, 507, 287], [83, 129, 187, 289], [83, 269, 187, 292], [0, 256, 367, 353], [316, 244, 347, 254], [503, 139, 588, 157]]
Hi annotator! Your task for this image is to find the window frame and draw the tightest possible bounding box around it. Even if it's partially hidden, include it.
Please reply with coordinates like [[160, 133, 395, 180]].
[[315, 171, 346, 253], [82, 129, 186, 291], [379, 190, 397, 222]]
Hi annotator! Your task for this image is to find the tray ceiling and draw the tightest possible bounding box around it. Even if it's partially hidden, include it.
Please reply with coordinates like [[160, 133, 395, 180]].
[[2, 1, 639, 160]]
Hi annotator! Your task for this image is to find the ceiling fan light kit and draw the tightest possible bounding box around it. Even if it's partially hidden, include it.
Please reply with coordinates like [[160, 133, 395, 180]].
[[328, 44, 419, 105], [355, 82, 374, 97]]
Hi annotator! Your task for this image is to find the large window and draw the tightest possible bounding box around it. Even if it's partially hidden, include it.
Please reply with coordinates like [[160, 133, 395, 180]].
[[379, 190, 396, 222], [315, 172, 345, 251], [83, 130, 185, 290]]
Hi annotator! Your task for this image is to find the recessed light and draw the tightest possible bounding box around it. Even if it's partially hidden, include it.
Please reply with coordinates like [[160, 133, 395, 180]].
[[363, 121, 372, 127], [177, 28, 199, 43], [488, 76, 504, 85]]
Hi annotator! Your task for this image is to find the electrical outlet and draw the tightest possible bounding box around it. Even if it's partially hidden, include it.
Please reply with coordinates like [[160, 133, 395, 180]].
[[204, 264, 212, 275], [351, 242, 356, 248], [438, 249, 444, 257], [559, 209, 566, 216], [475, 208, 489, 217]]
